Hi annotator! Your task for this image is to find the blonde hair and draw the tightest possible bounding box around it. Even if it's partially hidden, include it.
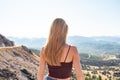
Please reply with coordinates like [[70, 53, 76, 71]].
[[44, 18, 68, 66]]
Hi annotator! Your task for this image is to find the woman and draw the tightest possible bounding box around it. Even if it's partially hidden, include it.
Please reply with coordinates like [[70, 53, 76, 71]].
[[37, 18, 84, 80]]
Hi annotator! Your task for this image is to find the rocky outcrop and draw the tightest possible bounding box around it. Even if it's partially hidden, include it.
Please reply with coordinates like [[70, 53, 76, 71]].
[[0, 68, 18, 80], [21, 45, 33, 54], [0, 46, 39, 80], [0, 34, 14, 47]]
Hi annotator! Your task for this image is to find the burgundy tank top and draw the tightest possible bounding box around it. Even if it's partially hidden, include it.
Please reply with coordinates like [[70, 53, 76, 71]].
[[48, 46, 72, 79]]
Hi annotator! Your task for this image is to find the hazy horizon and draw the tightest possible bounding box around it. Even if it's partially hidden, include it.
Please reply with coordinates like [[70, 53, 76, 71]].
[[5, 34, 120, 39], [0, 0, 120, 38]]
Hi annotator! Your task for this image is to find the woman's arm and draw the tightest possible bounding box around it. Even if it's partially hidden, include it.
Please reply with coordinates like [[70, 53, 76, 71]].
[[37, 48, 46, 80], [72, 46, 84, 80]]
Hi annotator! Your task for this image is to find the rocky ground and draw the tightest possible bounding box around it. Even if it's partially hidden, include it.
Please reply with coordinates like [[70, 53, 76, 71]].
[[0, 34, 39, 80], [0, 46, 39, 80]]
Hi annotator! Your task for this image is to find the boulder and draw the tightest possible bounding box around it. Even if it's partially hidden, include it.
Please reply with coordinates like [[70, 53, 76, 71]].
[[0, 34, 14, 47]]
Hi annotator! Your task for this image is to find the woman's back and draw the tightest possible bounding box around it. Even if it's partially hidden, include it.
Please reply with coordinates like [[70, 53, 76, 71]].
[[47, 44, 73, 79], [60, 44, 73, 63]]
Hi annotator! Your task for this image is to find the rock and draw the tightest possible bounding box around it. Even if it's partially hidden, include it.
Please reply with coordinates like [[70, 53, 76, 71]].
[[114, 71, 120, 77], [0, 68, 18, 80], [21, 45, 33, 54], [0, 34, 14, 47], [21, 68, 36, 80]]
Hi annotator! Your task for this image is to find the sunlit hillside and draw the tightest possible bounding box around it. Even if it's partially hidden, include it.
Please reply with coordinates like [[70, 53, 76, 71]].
[[0, 46, 39, 80]]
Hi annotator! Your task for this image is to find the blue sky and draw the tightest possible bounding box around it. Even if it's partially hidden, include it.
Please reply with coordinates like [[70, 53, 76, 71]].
[[0, 0, 120, 38]]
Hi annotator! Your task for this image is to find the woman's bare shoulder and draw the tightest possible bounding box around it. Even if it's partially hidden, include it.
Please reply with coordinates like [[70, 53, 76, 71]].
[[69, 45, 79, 55], [69, 45, 77, 51]]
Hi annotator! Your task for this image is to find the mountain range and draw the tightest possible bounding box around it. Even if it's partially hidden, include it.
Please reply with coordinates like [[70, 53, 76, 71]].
[[8, 36, 120, 55]]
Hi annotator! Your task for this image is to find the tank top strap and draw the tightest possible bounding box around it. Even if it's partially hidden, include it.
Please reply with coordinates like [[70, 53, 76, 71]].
[[64, 45, 71, 62]]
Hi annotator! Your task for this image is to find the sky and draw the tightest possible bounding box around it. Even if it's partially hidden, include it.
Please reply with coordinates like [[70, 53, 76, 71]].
[[0, 0, 120, 38]]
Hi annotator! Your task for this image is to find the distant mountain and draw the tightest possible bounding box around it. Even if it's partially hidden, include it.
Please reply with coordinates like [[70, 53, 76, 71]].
[[8, 36, 120, 54], [68, 36, 120, 54], [92, 36, 120, 43], [8, 37, 46, 49]]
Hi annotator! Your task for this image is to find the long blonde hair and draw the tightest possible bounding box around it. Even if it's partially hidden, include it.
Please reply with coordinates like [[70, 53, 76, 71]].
[[44, 18, 68, 66]]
